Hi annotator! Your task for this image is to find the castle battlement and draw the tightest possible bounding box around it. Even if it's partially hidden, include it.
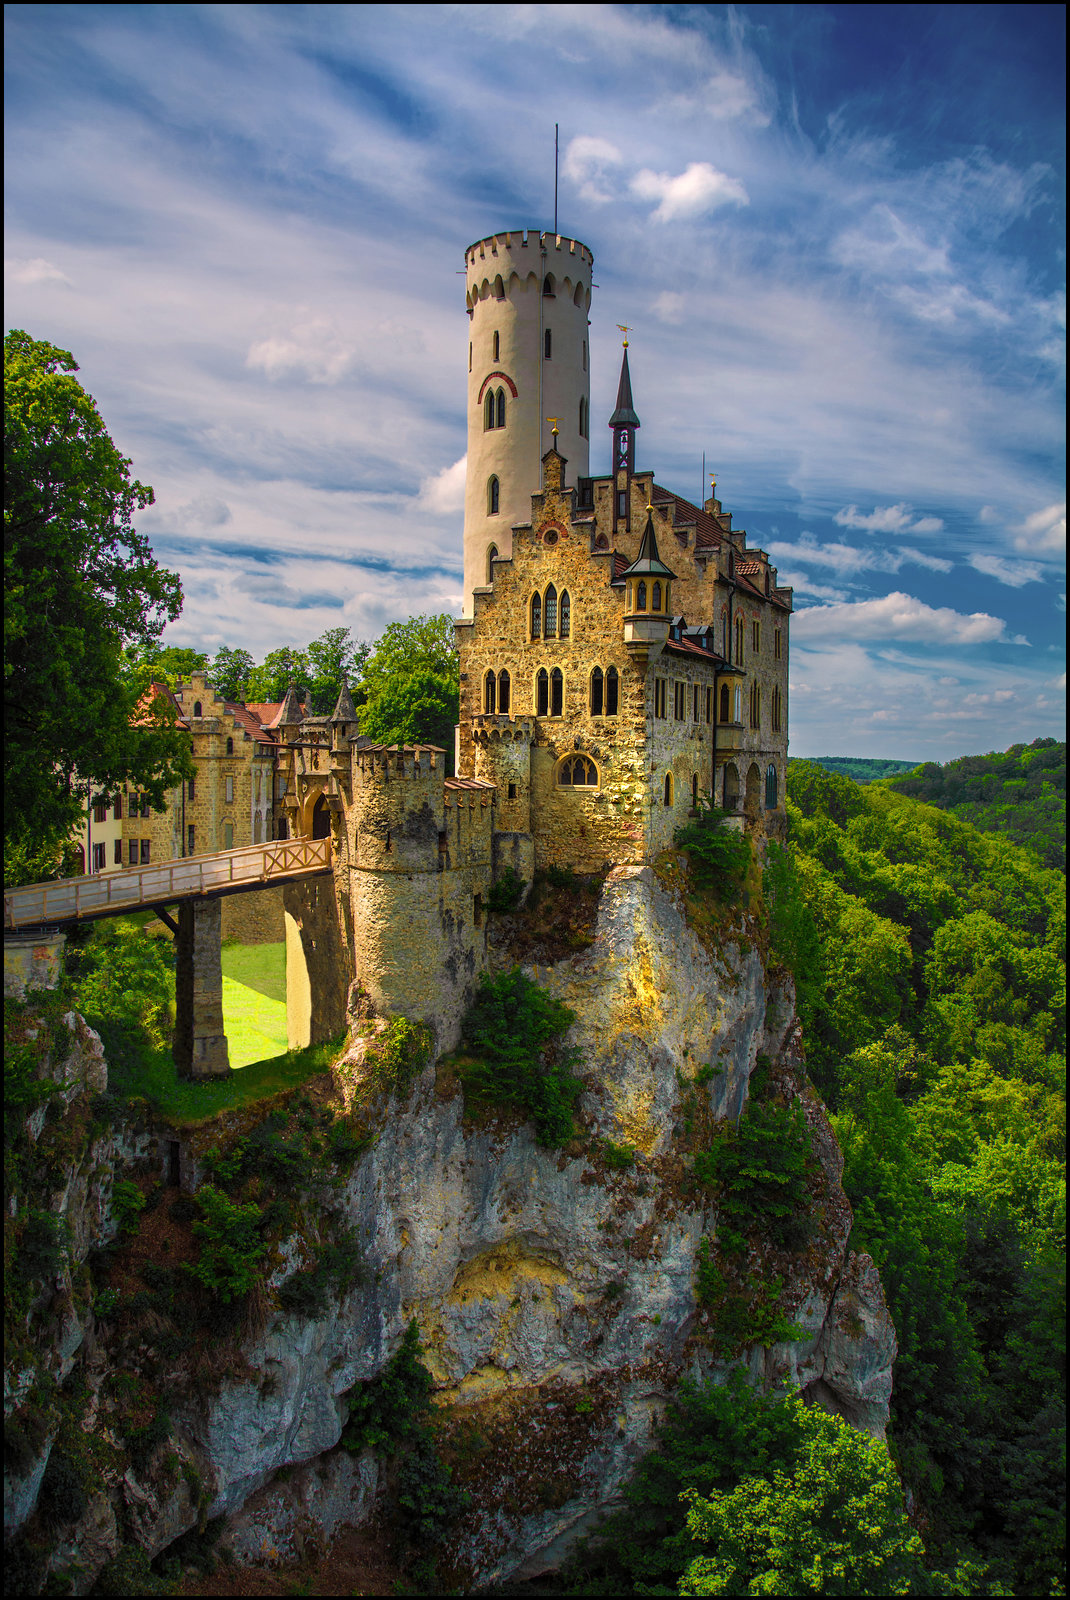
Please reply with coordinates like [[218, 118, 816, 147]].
[[353, 743, 445, 783]]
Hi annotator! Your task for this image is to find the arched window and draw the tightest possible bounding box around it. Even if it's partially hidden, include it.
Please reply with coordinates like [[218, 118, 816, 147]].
[[493, 274, 505, 300], [544, 584, 558, 637], [484, 670, 496, 713], [488, 477, 499, 515], [193, 701, 202, 717], [765, 764, 778, 810], [771, 685, 782, 732], [536, 667, 549, 715], [530, 591, 542, 638], [664, 772, 673, 807], [733, 685, 743, 724], [636, 580, 647, 611], [493, 331, 500, 360], [226, 737, 234, 754], [550, 667, 563, 716], [559, 590, 570, 638], [558, 754, 598, 786], [484, 391, 495, 430], [544, 328, 552, 359], [719, 683, 730, 723], [543, 274, 555, 296], [498, 670, 510, 714], [692, 774, 699, 809], [594, 532, 609, 550], [496, 388, 506, 428], [651, 581, 662, 612], [734, 616, 745, 665], [590, 666, 604, 716], [750, 683, 761, 730], [605, 665, 619, 715], [486, 543, 498, 584]]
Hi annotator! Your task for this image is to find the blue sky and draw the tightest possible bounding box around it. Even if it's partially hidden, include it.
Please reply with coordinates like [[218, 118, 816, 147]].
[[5, 3, 1064, 759]]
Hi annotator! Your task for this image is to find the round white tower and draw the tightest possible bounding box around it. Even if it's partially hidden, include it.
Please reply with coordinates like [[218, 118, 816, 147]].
[[462, 230, 593, 613]]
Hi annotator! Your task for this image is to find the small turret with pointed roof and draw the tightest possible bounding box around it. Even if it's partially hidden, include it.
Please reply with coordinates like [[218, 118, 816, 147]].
[[609, 343, 641, 431], [610, 329, 640, 525], [277, 682, 304, 732], [621, 505, 675, 581], [330, 673, 358, 726]]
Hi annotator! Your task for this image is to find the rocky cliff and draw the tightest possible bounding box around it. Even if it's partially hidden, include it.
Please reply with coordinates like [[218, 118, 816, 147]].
[[4, 865, 896, 1593]]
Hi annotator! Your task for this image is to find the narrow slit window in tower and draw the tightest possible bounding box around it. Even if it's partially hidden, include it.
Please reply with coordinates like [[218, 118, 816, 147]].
[[493, 330, 500, 361], [544, 328, 552, 359], [486, 542, 498, 583], [664, 773, 673, 807], [488, 477, 499, 515]]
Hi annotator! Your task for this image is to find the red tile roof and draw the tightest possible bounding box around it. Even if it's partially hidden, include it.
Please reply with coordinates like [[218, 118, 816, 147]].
[[663, 637, 723, 663], [224, 701, 278, 747], [132, 682, 188, 728], [652, 486, 724, 551]]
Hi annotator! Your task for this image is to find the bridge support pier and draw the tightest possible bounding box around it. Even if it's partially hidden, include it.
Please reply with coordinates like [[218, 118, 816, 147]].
[[174, 900, 230, 1078], [283, 880, 352, 1051]]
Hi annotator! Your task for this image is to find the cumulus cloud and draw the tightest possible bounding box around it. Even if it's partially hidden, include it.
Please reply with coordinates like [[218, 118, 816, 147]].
[[652, 291, 686, 324], [631, 162, 748, 223], [1012, 502, 1066, 555], [969, 552, 1044, 587], [791, 591, 1011, 645], [563, 136, 623, 205], [4, 255, 70, 287], [418, 456, 466, 515], [834, 503, 945, 536]]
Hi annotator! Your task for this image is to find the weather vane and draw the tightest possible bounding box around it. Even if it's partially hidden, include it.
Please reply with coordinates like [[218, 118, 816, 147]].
[[616, 323, 632, 347], [546, 416, 560, 436]]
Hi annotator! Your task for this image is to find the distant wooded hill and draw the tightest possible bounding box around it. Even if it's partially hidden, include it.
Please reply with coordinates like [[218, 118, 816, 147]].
[[880, 738, 1065, 871], [794, 757, 919, 784]]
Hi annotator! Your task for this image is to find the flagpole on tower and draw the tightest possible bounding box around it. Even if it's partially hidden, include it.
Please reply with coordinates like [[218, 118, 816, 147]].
[[554, 123, 559, 235]]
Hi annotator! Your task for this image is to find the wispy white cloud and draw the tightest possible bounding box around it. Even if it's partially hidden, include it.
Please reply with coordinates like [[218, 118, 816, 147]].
[[768, 535, 951, 577], [418, 456, 466, 515], [631, 162, 748, 223], [563, 136, 623, 205], [4, 255, 70, 287], [834, 503, 945, 536], [969, 552, 1044, 588], [1012, 502, 1066, 555]]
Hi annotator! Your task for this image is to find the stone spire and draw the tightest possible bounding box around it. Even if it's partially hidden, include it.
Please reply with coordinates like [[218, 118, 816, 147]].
[[277, 682, 303, 730], [610, 334, 639, 524], [609, 342, 641, 431], [330, 673, 358, 726]]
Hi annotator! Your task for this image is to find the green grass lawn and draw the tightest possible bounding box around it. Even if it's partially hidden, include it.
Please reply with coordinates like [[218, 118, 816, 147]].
[[107, 1035, 346, 1126], [221, 940, 286, 1004]]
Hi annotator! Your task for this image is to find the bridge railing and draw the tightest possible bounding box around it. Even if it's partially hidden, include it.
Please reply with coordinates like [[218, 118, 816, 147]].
[[4, 837, 332, 930]]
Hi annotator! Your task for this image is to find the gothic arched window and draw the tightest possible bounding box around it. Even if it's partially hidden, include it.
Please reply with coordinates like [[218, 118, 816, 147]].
[[484, 670, 496, 714], [719, 683, 730, 723], [486, 543, 498, 584], [559, 590, 570, 638], [530, 591, 542, 639], [664, 772, 674, 807], [771, 685, 782, 732], [544, 584, 558, 638], [498, 670, 510, 714], [496, 388, 506, 428], [636, 580, 647, 611], [558, 754, 598, 786], [765, 764, 778, 810], [590, 666, 604, 716], [550, 667, 563, 716], [652, 581, 662, 612], [536, 668, 549, 716], [484, 391, 495, 430], [605, 665, 619, 716], [488, 476, 499, 514], [735, 616, 745, 665]]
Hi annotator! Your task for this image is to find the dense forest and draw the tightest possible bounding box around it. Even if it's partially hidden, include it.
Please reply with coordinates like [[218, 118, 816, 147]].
[[880, 739, 1066, 871], [797, 756, 919, 784]]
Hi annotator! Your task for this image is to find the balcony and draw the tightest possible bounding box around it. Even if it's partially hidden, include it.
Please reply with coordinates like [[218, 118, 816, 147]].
[[713, 721, 745, 758]]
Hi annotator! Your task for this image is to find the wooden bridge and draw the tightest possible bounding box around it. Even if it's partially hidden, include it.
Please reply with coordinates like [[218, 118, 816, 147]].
[[4, 837, 333, 932]]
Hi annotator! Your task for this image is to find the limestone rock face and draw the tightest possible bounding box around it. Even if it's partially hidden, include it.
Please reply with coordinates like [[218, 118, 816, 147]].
[[6, 869, 896, 1592]]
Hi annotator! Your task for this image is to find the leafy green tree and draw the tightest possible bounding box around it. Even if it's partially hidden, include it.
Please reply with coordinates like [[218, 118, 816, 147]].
[[207, 645, 254, 702], [122, 643, 208, 694], [304, 626, 369, 714], [679, 1399, 980, 1596], [243, 646, 310, 705], [4, 330, 191, 877], [359, 614, 459, 763], [66, 921, 175, 1048]]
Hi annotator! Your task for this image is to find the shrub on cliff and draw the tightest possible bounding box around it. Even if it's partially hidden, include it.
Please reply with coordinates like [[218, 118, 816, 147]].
[[675, 803, 751, 899], [183, 1185, 265, 1302], [457, 967, 582, 1146]]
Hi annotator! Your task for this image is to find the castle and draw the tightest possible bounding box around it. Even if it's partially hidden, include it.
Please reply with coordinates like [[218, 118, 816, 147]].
[[275, 229, 791, 1045]]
